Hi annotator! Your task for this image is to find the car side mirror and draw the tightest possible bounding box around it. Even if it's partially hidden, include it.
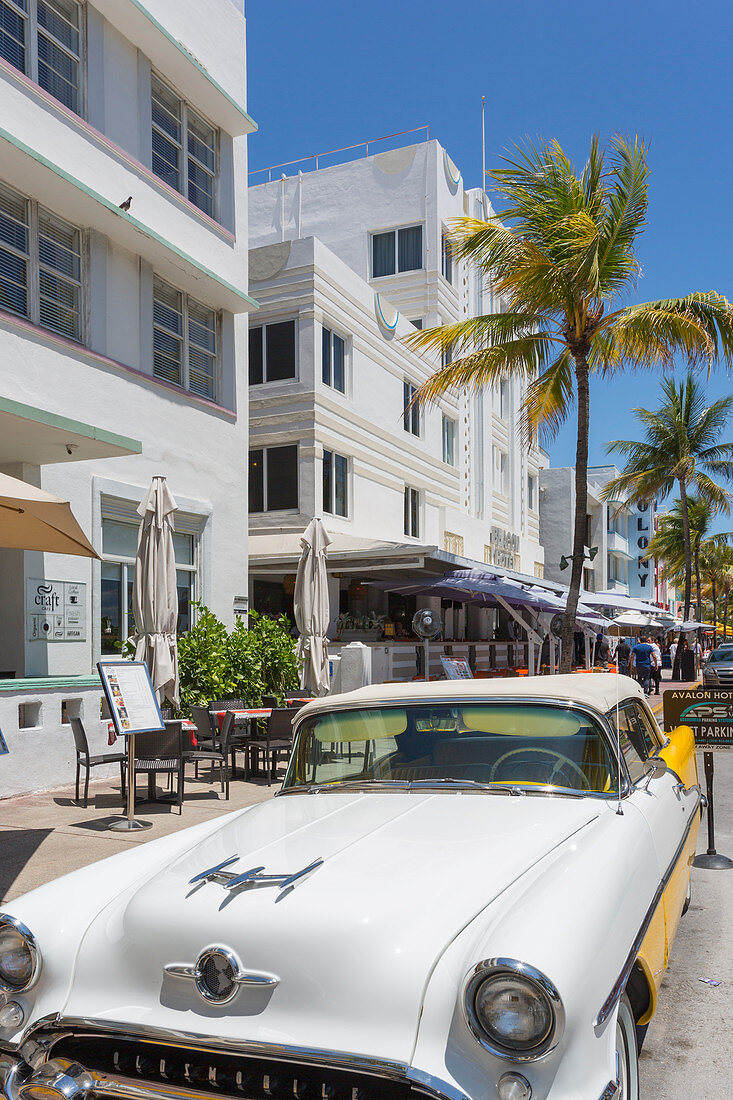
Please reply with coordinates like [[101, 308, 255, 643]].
[[642, 756, 668, 790]]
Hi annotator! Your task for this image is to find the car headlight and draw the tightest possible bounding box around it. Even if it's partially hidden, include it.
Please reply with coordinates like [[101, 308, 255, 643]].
[[464, 959, 564, 1060], [0, 915, 40, 992]]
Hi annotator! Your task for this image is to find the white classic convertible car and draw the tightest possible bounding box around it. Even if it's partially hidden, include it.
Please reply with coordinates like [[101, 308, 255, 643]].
[[0, 675, 702, 1100]]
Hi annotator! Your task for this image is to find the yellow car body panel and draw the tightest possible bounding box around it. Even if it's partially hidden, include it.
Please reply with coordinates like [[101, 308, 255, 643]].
[[637, 724, 701, 1023]]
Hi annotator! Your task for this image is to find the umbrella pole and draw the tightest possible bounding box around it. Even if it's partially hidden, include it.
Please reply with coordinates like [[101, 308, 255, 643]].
[[109, 732, 152, 832]]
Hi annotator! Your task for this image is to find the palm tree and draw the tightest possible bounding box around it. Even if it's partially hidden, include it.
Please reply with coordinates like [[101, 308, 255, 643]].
[[407, 135, 733, 671], [605, 375, 733, 627], [647, 496, 716, 619], [699, 537, 733, 643]]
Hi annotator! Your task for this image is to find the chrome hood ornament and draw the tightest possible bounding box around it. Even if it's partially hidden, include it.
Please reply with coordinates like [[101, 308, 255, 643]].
[[189, 855, 324, 895]]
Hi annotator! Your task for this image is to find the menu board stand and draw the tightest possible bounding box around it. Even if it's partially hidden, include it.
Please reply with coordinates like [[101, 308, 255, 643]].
[[98, 660, 166, 833]]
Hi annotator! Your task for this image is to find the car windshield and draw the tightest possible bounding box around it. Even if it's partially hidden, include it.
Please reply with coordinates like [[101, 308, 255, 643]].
[[282, 703, 619, 795], [709, 647, 733, 662]]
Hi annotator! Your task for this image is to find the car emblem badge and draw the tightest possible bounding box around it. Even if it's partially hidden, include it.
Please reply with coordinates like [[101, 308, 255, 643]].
[[195, 947, 238, 1002], [165, 947, 280, 1000]]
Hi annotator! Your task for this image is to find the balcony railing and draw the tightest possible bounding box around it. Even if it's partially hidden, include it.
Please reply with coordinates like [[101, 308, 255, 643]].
[[249, 126, 430, 184]]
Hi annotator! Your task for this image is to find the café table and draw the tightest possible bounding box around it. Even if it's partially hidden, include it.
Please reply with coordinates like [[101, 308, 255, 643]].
[[107, 718, 198, 801]]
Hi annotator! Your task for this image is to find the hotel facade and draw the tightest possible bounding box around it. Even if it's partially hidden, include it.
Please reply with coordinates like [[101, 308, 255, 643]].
[[247, 138, 547, 681], [0, 0, 255, 795]]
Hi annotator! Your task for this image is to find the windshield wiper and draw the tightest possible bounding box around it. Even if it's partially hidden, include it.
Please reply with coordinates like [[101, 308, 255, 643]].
[[407, 778, 525, 795], [280, 779, 411, 795]]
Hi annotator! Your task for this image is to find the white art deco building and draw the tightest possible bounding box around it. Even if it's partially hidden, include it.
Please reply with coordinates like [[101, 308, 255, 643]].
[[247, 138, 547, 679], [0, 0, 256, 795]]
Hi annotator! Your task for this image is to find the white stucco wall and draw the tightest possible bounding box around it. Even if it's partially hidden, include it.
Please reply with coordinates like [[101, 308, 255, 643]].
[[0, 0, 252, 797]]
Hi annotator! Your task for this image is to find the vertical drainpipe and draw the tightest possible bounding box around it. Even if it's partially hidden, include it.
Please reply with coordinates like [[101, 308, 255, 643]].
[[298, 171, 303, 238]]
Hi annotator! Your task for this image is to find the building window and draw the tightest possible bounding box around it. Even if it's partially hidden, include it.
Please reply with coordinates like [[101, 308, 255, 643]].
[[441, 232, 453, 284], [101, 518, 196, 654], [410, 318, 423, 330], [371, 224, 423, 277], [493, 446, 508, 494], [404, 486, 420, 538], [442, 340, 454, 370], [534, 561, 544, 579], [153, 276, 217, 399], [249, 319, 296, 384], [442, 415, 456, 466], [499, 378, 510, 419], [583, 567, 595, 592], [249, 444, 298, 513], [151, 74, 217, 217], [403, 380, 420, 436], [323, 449, 348, 517], [322, 326, 345, 393], [527, 474, 537, 511], [0, 182, 82, 340], [1, 0, 81, 113]]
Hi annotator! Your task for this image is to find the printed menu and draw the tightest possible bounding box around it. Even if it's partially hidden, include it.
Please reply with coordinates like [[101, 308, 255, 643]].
[[98, 661, 165, 736]]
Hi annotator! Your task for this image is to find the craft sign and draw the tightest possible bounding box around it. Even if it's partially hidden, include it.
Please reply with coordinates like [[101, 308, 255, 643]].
[[26, 579, 86, 642], [662, 688, 733, 747]]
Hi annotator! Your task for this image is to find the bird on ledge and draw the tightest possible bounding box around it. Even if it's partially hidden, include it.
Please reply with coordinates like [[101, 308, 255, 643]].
[[119, 196, 132, 211]]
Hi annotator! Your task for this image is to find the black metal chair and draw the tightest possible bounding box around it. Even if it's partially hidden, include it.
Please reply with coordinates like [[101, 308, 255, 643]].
[[191, 705, 219, 749], [249, 708, 294, 787], [133, 724, 185, 813], [184, 711, 234, 799], [285, 691, 311, 702], [70, 717, 126, 808]]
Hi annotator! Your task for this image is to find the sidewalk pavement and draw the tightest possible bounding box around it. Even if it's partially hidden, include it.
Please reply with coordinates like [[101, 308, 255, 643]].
[[0, 767, 277, 906]]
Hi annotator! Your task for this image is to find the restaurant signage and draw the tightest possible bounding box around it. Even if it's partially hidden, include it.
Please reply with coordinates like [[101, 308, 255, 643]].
[[26, 578, 86, 642], [662, 688, 733, 747], [489, 527, 521, 570]]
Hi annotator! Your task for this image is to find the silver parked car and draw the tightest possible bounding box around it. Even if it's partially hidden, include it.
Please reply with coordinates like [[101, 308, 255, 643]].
[[702, 644, 733, 685]]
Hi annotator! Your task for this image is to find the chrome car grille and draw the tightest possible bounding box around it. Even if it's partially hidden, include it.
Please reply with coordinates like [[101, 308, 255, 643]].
[[49, 1036, 415, 1100]]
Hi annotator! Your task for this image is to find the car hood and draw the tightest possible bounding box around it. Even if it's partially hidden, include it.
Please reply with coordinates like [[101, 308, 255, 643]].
[[64, 792, 602, 1063]]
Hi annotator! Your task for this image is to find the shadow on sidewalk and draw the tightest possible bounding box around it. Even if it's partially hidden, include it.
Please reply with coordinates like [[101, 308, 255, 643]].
[[0, 828, 53, 901]]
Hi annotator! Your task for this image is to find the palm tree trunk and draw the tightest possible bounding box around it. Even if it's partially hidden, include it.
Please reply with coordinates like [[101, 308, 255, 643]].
[[672, 477, 693, 680], [712, 578, 717, 646], [559, 354, 590, 674], [694, 536, 702, 651]]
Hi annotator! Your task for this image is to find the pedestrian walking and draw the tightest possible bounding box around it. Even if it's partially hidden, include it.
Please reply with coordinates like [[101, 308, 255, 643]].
[[650, 637, 662, 696], [596, 632, 611, 669], [616, 638, 631, 676], [631, 634, 656, 695]]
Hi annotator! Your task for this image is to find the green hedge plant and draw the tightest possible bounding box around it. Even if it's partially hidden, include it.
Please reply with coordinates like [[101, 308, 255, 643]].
[[175, 604, 299, 714]]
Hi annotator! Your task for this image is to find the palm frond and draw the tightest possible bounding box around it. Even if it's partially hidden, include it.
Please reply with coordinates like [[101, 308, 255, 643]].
[[521, 350, 574, 443], [412, 335, 554, 407]]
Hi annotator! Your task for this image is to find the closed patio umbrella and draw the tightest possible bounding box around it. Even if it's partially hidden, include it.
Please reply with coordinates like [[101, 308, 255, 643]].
[[294, 518, 332, 696], [0, 470, 99, 557], [131, 476, 179, 708]]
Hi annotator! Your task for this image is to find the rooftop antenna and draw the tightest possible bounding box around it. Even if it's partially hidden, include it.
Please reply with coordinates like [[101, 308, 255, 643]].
[[481, 95, 487, 216]]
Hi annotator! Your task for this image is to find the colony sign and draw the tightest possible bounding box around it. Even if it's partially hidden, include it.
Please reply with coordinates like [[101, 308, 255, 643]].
[[663, 688, 733, 747], [26, 579, 87, 642], [627, 498, 656, 597]]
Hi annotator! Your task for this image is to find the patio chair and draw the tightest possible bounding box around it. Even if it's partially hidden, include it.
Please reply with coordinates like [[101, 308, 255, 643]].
[[249, 708, 294, 787], [133, 724, 185, 813], [183, 711, 234, 800], [70, 717, 127, 809], [191, 705, 219, 749], [285, 691, 311, 702]]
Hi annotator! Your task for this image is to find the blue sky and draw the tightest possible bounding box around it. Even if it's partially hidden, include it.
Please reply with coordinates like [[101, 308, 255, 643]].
[[246, 0, 733, 499]]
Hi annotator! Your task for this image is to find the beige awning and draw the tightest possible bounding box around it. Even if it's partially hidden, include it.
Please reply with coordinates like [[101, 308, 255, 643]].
[[0, 471, 99, 558]]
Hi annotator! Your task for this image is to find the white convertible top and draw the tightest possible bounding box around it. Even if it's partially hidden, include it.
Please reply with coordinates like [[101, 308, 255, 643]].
[[298, 673, 644, 721]]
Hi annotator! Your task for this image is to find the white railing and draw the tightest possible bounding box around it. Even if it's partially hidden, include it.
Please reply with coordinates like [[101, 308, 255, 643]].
[[249, 126, 430, 185]]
